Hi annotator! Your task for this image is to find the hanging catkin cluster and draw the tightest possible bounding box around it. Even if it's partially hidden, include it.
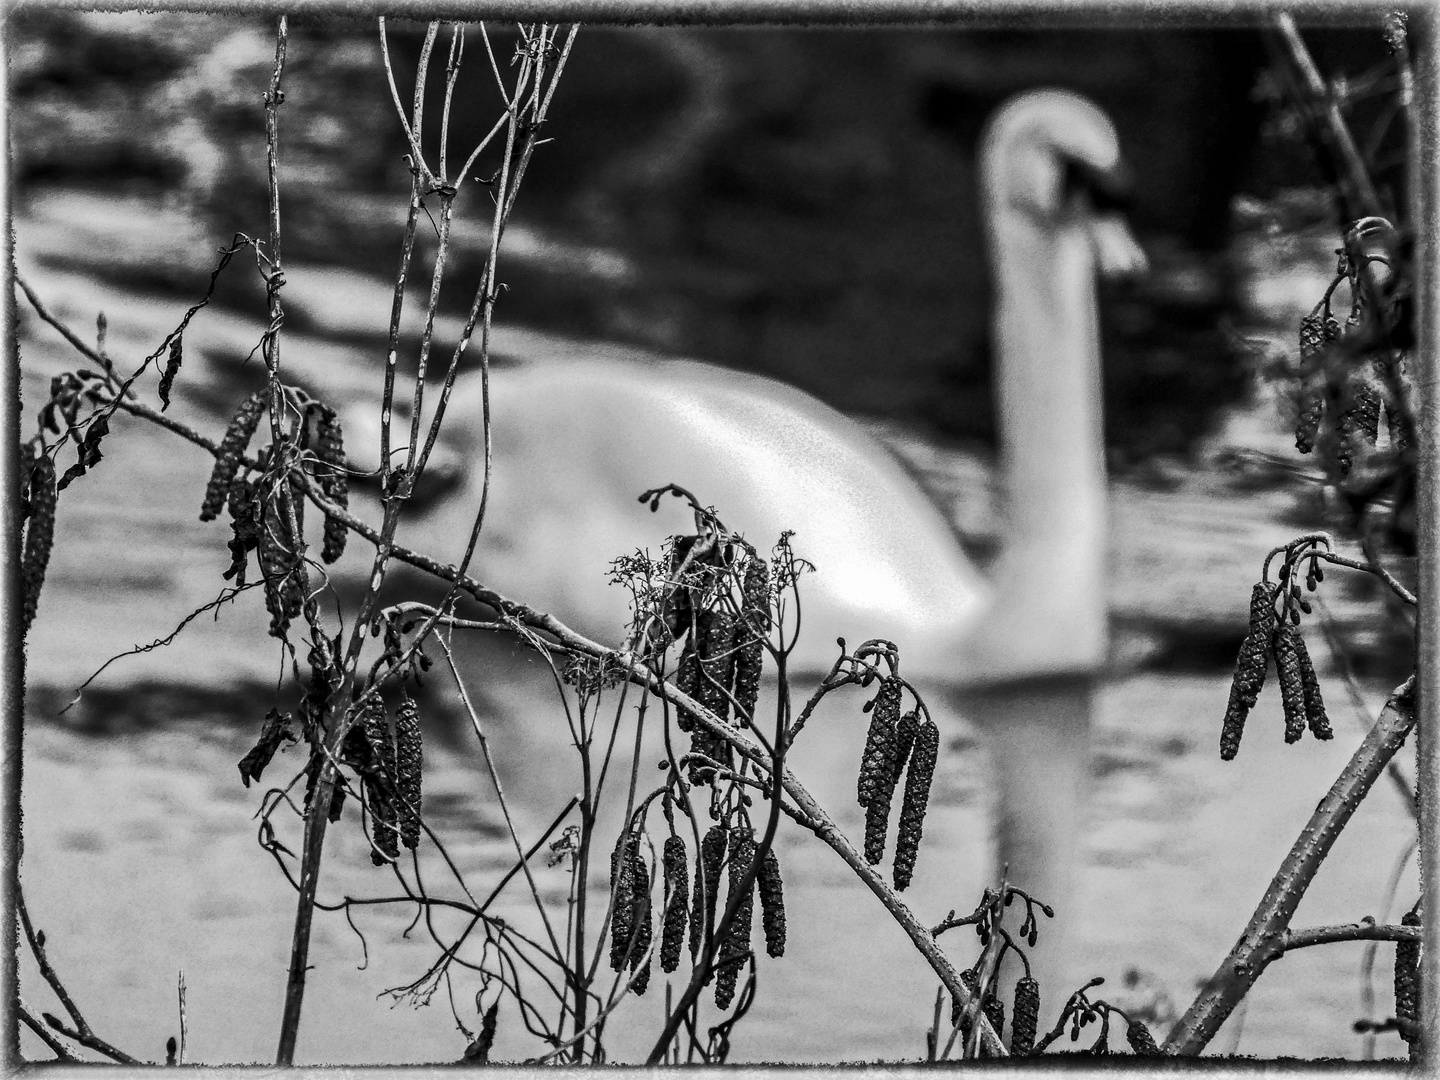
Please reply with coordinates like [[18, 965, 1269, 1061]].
[[715, 827, 757, 1011], [20, 453, 57, 637], [1010, 976, 1040, 1055], [1220, 573, 1331, 760], [952, 967, 1002, 1046]]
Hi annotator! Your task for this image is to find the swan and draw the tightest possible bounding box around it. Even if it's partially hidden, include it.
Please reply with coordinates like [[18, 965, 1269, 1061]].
[[348, 88, 1144, 1038]]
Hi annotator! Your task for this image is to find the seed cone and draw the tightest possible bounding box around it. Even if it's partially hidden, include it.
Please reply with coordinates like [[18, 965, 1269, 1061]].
[[201, 391, 266, 521], [1294, 633, 1332, 740], [731, 556, 770, 726], [21, 455, 57, 636], [691, 824, 728, 960], [660, 835, 689, 973], [756, 843, 786, 958], [1396, 910, 1421, 1046], [893, 717, 938, 891], [394, 697, 423, 850], [1274, 623, 1306, 744], [1126, 1018, 1162, 1056], [1221, 581, 1279, 760], [716, 828, 756, 1011], [1011, 977, 1040, 1055]]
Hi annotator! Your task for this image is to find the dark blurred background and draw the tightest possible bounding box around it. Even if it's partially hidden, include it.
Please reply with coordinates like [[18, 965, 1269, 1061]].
[[6, 12, 1408, 465]]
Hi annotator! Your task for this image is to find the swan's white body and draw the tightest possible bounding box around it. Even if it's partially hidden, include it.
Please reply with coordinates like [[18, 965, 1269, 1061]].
[[365, 89, 1143, 1035]]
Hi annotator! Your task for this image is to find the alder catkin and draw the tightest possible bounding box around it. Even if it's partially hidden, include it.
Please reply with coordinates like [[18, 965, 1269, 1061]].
[[1274, 623, 1306, 744], [1126, 1018, 1162, 1056], [1395, 910, 1421, 1046], [697, 609, 736, 724], [756, 843, 786, 958], [893, 717, 938, 891], [363, 703, 400, 865], [1221, 581, 1280, 760], [609, 832, 639, 972], [660, 835, 689, 973], [201, 391, 266, 521], [1294, 312, 1331, 453], [628, 843, 653, 995], [715, 827, 756, 1011], [394, 697, 423, 850], [674, 640, 699, 732], [857, 676, 903, 807], [690, 823, 728, 959], [21, 454, 57, 636], [1010, 977, 1040, 1055], [158, 334, 183, 409], [952, 968, 981, 1033], [1294, 633, 1332, 741], [731, 555, 770, 726], [315, 404, 349, 564]]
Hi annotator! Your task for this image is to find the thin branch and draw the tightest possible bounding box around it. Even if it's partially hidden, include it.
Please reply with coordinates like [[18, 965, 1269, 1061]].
[[16, 1000, 78, 1062], [1167, 677, 1417, 1054]]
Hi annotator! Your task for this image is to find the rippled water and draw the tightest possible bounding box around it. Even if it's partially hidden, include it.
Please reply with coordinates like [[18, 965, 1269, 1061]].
[[19, 666, 1418, 1065]]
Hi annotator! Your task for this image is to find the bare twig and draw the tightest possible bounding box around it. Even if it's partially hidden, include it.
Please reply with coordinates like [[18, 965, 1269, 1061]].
[[16, 1000, 78, 1062]]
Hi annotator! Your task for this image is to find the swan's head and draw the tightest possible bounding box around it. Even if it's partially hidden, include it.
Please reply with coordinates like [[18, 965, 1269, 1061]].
[[980, 88, 1147, 280]]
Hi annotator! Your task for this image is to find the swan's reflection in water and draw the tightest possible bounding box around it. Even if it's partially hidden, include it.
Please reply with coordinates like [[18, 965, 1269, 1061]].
[[19, 667, 1416, 1064]]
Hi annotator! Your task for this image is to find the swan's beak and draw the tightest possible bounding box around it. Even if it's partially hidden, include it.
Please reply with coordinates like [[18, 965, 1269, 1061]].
[[1089, 212, 1148, 281]]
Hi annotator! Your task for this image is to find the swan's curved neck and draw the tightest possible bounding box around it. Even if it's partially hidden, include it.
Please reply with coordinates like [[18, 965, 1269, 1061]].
[[978, 201, 1109, 679]]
